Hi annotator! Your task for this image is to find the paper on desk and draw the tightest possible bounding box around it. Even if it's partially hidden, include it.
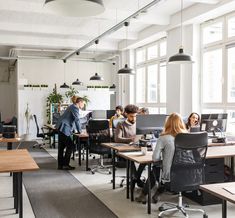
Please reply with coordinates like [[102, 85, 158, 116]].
[[121, 151, 144, 156], [79, 110, 92, 118], [223, 186, 235, 195]]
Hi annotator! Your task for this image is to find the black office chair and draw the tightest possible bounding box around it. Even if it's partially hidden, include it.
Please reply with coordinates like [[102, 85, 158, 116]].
[[33, 114, 52, 148], [87, 119, 112, 174], [158, 132, 208, 218]]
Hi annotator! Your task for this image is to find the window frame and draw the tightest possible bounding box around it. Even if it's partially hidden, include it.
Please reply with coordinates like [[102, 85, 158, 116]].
[[134, 38, 167, 113]]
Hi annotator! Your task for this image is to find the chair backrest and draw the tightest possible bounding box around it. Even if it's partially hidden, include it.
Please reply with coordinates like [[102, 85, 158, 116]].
[[170, 132, 208, 192], [33, 114, 40, 136], [87, 119, 111, 154]]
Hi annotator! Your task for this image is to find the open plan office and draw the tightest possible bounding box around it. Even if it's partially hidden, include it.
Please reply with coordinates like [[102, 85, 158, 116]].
[[0, 0, 235, 218]]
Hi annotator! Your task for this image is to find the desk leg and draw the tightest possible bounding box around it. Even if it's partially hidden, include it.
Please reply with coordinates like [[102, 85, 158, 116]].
[[126, 160, 130, 199], [86, 146, 90, 171], [222, 199, 227, 218], [13, 173, 18, 212], [231, 157, 234, 177], [17, 172, 23, 218], [112, 150, 116, 189], [53, 132, 56, 148], [147, 163, 151, 214], [7, 142, 13, 150], [78, 138, 81, 166], [130, 161, 134, 202], [8, 142, 13, 176]]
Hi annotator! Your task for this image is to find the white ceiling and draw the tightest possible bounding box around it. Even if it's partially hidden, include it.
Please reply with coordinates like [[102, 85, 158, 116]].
[[0, 0, 225, 60]]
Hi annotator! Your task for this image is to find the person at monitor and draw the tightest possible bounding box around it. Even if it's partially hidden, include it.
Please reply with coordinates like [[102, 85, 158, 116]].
[[115, 104, 145, 187], [135, 112, 188, 203], [56, 97, 85, 170], [109, 105, 124, 128], [186, 112, 200, 131]]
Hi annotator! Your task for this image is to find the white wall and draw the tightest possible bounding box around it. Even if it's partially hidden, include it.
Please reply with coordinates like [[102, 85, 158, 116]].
[[18, 59, 116, 88], [0, 61, 17, 121], [16, 58, 117, 138]]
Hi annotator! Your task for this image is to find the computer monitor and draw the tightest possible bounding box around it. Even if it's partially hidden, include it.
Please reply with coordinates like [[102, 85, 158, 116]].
[[200, 113, 228, 134], [136, 114, 167, 135], [106, 110, 116, 119], [91, 110, 107, 119]]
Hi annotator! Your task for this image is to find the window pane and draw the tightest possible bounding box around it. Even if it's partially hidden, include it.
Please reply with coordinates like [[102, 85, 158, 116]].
[[227, 110, 235, 135], [228, 16, 235, 38], [136, 49, 145, 64], [136, 67, 146, 103], [203, 22, 222, 44], [160, 41, 166, 57], [148, 107, 159, 114], [202, 49, 222, 103], [227, 47, 235, 102], [159, 108, 166, 114], [159, 62, 166, 103], [147, 64, 158, 103], [147, 44, 158, 60]]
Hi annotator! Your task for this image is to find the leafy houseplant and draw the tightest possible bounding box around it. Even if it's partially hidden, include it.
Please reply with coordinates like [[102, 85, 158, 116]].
[[46, 84, 63, 124], [65, 86, 79, 100]]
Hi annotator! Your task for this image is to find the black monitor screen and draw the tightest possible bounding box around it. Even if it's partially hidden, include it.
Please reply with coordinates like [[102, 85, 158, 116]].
[[136, 114, 167, 135], [106, 110, 116, 119], [200, 113, 227, 133]]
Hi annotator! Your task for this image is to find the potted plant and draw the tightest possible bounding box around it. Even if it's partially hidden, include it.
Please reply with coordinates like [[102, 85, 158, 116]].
[[46, 84, 63, 124], [65, 86, 79, 101]]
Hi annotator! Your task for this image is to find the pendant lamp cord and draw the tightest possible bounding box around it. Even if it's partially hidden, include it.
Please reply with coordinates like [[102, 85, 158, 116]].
[[124, 21, 129, 66], [63, 60, 66, 83], [180, 0, 183, 48], [95, 39, 99, 73]]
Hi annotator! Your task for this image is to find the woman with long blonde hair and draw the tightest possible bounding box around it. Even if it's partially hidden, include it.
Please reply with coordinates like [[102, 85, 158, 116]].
[[136, 113, 188, 204]]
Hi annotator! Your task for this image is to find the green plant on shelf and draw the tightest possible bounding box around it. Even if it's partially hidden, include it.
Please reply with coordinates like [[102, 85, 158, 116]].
[[46, 84, 63, 124], [65, 86, 78, 99]]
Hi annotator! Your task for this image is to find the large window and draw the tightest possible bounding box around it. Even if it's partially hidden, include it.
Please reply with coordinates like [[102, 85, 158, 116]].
[[135, 38, 167, 113], [201, 12, 235, 134]]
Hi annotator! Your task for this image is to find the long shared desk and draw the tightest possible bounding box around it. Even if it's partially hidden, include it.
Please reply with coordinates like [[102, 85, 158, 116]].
[[0, 149, 39, 218], [102, 141, 235, 214], [200, 182, 235, 218]]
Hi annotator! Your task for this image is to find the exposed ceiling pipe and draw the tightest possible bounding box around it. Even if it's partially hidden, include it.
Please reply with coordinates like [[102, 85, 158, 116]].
[[63, 0, 164, 61]]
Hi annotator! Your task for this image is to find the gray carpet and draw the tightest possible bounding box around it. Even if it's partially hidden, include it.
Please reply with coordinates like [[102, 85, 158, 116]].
[[19, 142, 118, 218]]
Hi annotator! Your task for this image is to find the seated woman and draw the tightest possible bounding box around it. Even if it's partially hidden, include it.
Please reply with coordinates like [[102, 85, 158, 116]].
[[109, 105, 124, 128], [185, 112, 200, 131], [135, 112, 188, 203]]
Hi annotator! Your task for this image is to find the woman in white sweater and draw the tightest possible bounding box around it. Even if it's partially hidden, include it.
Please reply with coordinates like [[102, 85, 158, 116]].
[[136, 112, 188, 203]]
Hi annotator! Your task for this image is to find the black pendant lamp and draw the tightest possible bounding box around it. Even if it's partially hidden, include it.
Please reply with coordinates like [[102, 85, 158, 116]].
[[44, 0, 105, 17], [168, 0, 194, 64], [118, 22, 135, 75], [90, 73, 104, 81], [89, 40, 104, 81], [60, 60, 69, 88], [72, 79, 82, 85]]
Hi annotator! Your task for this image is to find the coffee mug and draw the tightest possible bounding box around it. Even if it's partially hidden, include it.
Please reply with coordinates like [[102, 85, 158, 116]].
[[141, 147, 147, 155]]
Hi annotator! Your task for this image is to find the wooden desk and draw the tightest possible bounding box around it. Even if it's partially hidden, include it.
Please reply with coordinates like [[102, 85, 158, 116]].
[[0, 135, 21, 150], [73, 133, 89, 170], [0, 149, 39, 218], [118, 151, 153, 214], [200, 182, 235, 218], [101, 142, 140, 189]]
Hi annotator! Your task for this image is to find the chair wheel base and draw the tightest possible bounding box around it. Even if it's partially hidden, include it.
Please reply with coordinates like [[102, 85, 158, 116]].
[[203, 214, 208, 218], [159, 206, 165, 212]]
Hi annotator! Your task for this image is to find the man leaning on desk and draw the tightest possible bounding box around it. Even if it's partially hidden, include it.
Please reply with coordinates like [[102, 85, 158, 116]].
[[56, 96, 85, 170], [114, 104, 145, 187]]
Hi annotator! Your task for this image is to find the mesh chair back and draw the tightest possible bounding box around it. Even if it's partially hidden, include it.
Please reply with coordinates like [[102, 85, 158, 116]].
[[170, 132, 208, 192], [87, 119, 111, 155]]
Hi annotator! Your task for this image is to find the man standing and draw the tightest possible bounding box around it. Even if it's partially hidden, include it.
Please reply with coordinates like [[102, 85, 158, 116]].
[[56, 97, 85, 170]]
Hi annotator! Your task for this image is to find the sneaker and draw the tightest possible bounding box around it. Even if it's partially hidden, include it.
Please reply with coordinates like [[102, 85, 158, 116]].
[[63, 165, 75, 170], [135, 192, 147, 204]]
